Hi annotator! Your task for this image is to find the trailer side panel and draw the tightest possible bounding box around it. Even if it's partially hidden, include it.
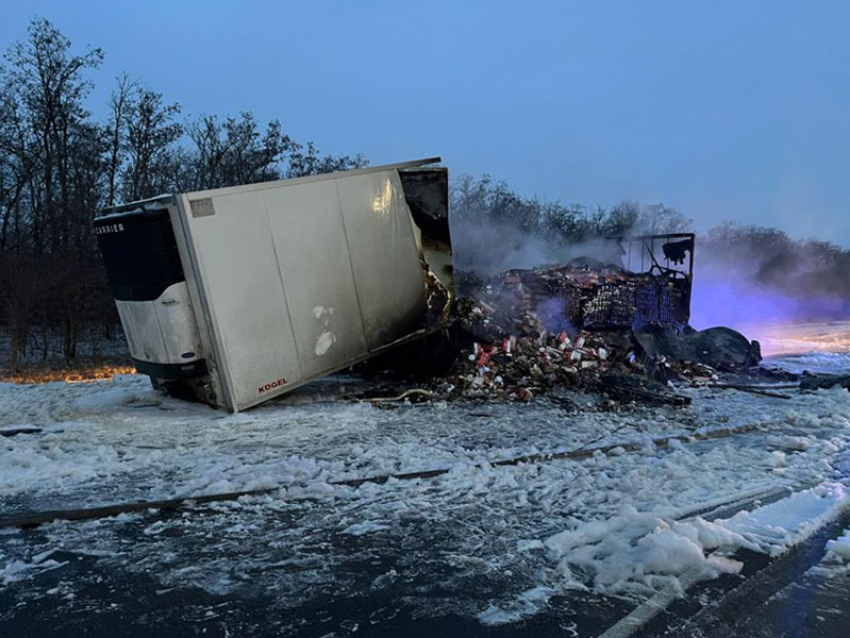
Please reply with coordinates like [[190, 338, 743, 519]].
[[336, 171, 428, 349], [263, 180, 368, 379]]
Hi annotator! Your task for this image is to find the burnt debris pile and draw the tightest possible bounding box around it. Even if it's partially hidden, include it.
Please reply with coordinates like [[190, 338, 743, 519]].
[[435, 262, 762, 403]]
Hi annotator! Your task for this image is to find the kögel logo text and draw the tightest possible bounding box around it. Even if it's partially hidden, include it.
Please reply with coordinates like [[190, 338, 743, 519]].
[[258, 377, 287, 393]]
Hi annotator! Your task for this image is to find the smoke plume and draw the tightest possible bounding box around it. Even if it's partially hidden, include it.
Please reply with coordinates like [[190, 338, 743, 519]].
[[450, 218, 626, 278]]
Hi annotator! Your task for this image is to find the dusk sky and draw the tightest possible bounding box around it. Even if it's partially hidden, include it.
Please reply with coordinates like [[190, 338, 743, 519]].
[[2, 1, 848, 246]]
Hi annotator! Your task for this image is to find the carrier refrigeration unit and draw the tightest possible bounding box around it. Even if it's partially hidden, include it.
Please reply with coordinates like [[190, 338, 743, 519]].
[[94, 158, 453, 411]]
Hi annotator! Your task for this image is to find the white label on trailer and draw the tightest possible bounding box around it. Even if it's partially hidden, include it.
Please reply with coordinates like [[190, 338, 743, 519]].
[[190, 198, 216, 218]]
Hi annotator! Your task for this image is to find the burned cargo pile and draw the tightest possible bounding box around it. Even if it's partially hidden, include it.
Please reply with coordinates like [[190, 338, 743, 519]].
[[441, 269, 647, 402], [443, 292, 633, 401], [437, 233, 761, 402]]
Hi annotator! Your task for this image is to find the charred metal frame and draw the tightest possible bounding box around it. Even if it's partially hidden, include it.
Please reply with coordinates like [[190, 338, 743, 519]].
[[613, 232, 696, 328], [491, 232, 697, 332], [618, 233, 695, 281], [511, 233, 698, 331]]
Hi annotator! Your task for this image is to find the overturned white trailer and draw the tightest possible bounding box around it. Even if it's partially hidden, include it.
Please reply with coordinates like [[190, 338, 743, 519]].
[[94, 158, 453, 411]]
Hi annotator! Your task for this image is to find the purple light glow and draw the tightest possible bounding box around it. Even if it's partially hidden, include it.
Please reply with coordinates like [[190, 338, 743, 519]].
[[690, 280, 850, 332]]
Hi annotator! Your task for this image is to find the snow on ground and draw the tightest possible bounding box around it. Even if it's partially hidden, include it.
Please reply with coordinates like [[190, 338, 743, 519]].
[[825, 528, 850, 564], [765, 352, 850, 376], [723, 482, 850, 555], [482, 481, 850, 625], [2, 354, 850, 630]]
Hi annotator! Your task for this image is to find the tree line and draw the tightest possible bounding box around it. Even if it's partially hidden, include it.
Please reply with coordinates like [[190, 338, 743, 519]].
[[449, 173, 691, 240], [0, 18, 365, 369]]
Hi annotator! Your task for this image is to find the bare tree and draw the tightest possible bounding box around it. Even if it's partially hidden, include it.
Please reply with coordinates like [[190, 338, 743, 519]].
[[104, 73, 137, 208], [4, 17, 103, 254], [0, 77, 33, 251], [285, 140, 367, 178], [122, 87, 182, 201], [186, 113, 290, 189], [635, 203, 692, 234]]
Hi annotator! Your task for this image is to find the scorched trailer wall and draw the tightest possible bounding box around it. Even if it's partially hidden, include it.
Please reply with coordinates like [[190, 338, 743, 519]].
[[95, 158, 453, 412]]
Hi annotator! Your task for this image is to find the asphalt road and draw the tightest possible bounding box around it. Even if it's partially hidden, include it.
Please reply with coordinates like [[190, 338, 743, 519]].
[[3, 503, 850, 638]]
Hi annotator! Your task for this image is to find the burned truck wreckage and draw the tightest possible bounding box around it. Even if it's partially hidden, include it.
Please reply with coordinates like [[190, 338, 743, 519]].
[[435, 232, 762, 404], [461, 233, 696, 331], [95, 159, 761, 409]]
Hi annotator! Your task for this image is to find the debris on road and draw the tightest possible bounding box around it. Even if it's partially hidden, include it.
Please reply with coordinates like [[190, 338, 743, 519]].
[[0, 426, 44, 438], [633, 324, 762, 371], [368, 388, 435, 405], [441, 289, 636, 401]]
